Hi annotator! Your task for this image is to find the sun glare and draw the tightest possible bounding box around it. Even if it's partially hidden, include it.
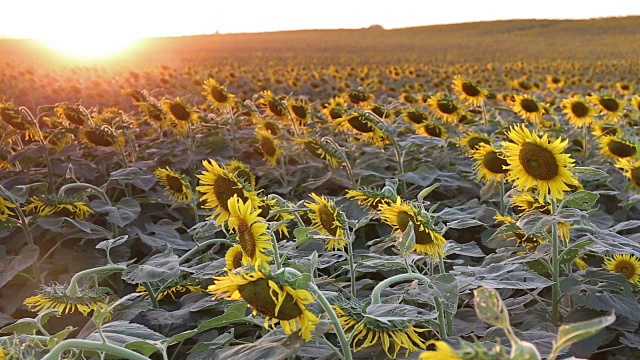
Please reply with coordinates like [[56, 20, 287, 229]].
[[37, 33, 139, 60]]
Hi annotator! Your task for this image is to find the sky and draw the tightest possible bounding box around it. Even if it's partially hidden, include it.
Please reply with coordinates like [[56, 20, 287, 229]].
[[2, 0, 638, 59]]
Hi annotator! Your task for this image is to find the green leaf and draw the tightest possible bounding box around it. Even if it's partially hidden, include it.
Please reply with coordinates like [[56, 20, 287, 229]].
[[95, 235, 129, 251], [453, 263, 553, 289], [293, 227, 312, 246], [573, 167, 609, 181], [85, 320, 166, 352], [110, 167, 157, 191], [211, 330, 305, 360], [122, 248, 180, 284], [92, 197, 141, 227], [47, 326, 76, 349], [554, 312, 615, 353], [431, 273, 459, 314], [560, 191, 599, 210], [511, 340, 542, 360], [37, 216, 92, 233], [417, 183, 440, 202], [197, 302, 248, 331], [125, 340, 162, 357], [473, 287, 510, 329], [398, 221, 415, 258], [167, 329, 198, 346], [0, 244, 39, 288]]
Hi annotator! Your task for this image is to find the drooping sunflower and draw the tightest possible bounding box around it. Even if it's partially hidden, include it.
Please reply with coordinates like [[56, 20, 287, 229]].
[[419, 340, 463, 360], [379, 199, 446, 259], [153, 167, 193, 203], [345, 187, 398, 213], [258, 90, 288, 118], [345, 87, 374, 106], [24, 283, 110, 316], [510, 77, 536, 92], [598, 135, 637, 160], [588, 93, 625, 121], [334, 111, 387, 145], [295, 137, 341, 168], [256, 129, 282, 166], [202, 78, 235, 108], [79, 124, 125, 149], [603, 254, 640, 285], [23, 194, 93, 220], [591, 121, 621, 137], [287, 98, 310, 126], [0, 100, 39, 140], [333, 298, 429, 359], [426, 93, 460, 123], [208, 264, 319, 341], [227, 195, 272, 265], [226, 160, 256, 190], [0, 195, 16, 222], [615, 157, 640, 189], [160, 97, 199, 134], [470, 143, 509, 183], [511, 94, 544, 123], [402, 107, 431, 125], [459, 131, 492, 153], [258, 117, 281, 136], [196, 159, 260, 225], [416, 121, 447, 139], [560, 95, 596, 128], [502, 124, 578, 202], [55, 104, 89, 126], [224, 245, 244, 271], [257, 195, 294, 237], [452, 75, 488, 107], [615, 82, 633, 96], [135, 283, 203, 301], [305, 193, 347, 251], [322, 97, 348, 121]]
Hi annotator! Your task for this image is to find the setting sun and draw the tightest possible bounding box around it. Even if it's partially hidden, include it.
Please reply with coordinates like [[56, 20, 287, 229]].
[[37, 33, 139, 59]]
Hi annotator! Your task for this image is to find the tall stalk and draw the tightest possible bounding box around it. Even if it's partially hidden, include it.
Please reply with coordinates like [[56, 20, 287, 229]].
[[550, 199, 561, 326]]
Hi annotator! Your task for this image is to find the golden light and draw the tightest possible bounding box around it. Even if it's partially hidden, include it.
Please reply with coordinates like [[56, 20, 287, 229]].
[[37, 32, 139, 60]]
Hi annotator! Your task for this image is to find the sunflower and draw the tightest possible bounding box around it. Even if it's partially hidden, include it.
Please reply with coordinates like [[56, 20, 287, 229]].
[[546, 75, 565, 90], [591, 121, 621, 137], [333, 299, 429, 359], [227, 195, 272, 265], [345, 187, 398, 212], [334, 111, 387, 145], [615, 82, 633, 96], [224, 245, 244, 271], [0, 195, 16, 222], [630, 95, 640, 113], [560, 95, 596, 128], [226, 160, 256, 190], [258, 118, 281, 136], [419, 340, 462, 360], [502, 124, 578, 202], [305, 193, 347, 251], [196, 159, 260, 225], [139, 101, 166, 124], [402, 107, 431, 125], [494, 213, 547, 252], [459, 131, 492, 153], [258, 90, 288, 118], [379, 199, 446, 259], [79, 124, 125, 149], [153, 167, 193, 203], [257, 195, 294, 236], [208, 264, 319, 341], [511, 78, 536, 92], [0, 100, 39, 139], [470, 143, 509, 183], [598, 136, 637, 160], [603, 254, 640, 285], [295, 137, 341, 168], [256, 129, 282, 166], [55, 104, 90, 126], [160, 97, 199, 134], [416, 121, 447, 139], [322, 97, 348, 121], [615, 157, 640, 189], [509, 192, 571, 241], [452, 75, 488, 107], [511, 94, 544, 123], [426, 93, 460, 123], [202, 78, 235, 108], [23, 194, 93, 220], [24, 283, 110, 316], [135, 283, 203, 300], [588, 93, 625, 121], [288, 98, 310, 126], [345, 87, 373, 106]]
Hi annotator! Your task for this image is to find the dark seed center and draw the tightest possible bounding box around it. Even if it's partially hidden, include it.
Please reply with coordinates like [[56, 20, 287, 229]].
[[607, 139, 636, 158], [407, 111, 427, 124], [520, 98, 539, 113], [424, 124, 443, 138], [291, 104, 307, 119], [461, 82, 481, 97], [85, 130, 115, 147], [347, 115, 375, 133], [260, 136, 277, 157], [268, 101, 286, 117], [519, 142, 559, 181], [599, 98, 619, 112], [437, 100, 458, 114], [318, 204, 338, 236], [630, 168, 640, 187], [467, 137, 491, 151], [169, 103, 191, 121], [237, 221, 256, 259], [210, 87, 229, 103], [483, 151, 509, 174], [213, 176, 245, 212], [238, 279, 302, 320], [570, 102, 589, 118]]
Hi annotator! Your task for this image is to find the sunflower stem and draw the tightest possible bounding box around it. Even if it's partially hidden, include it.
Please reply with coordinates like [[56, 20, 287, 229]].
[[582, 124, 589, 162], [41, 339, 151, 360], [481, 99, 488, 127], [437, 255, 453, 336], [66, 265, 126, 297], [281, 267, 352, 360], [178, 239, 229, 264], [59, 182, 118, 237], [5, 191, 41, 284], [226, 104, 237, 152], [550, 199, 561, 326], [270, 232, 283, 271], [499, 180, 506, 215], [321, 137, 357, 189], [143, 282, 160, 309], [434, 297, 448, 339], [371, 273, 429, 305], [19, 107, 54, 192], [346, 236, 357, 299]]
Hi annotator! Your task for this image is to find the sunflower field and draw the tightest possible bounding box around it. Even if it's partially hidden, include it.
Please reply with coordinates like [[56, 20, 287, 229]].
[[1, 17, 640, 360]]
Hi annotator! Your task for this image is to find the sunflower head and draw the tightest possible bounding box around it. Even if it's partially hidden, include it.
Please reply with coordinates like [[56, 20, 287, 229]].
[[154, 167, 193, 203], [345, 87, 373, 105], [333, 297, 429, 359], [502, 124, 578, 202], [546, 75, 565, 89], [259, 90, 288, 118], [226, 160, 256, 190], [226, 195, 273, 265], [452, 75, 488, 107], [257, 195, 294, 237], [0, 100, 38, 139], [24, 282, 111, 316], [426, 93, 460, 123], [79, 124, 125, 149], [305, 193, 348, 251], [494, 213, 547, 252], [135, 281, 203, 301], [615, 158, 640, 189], [379, 198, 446, 259], [604, 254, 640, 285], [295, 136, 341, 168], [598, 135, 637, 160], [588, 93, 625, 121], [224, 244, 245, 271], [23, 194, 93, 220], [256, 129, 282, 166], [591, 121, 621, 137], [0, 195, 17, 222], [288, 98, 310, 125], [419, 340, 462, 360], [55, 104, 90, 126], [202, 78, 235, 107], [196, 159, 260, 225], [322, 97, 348, 120], [345, 186, 398, 213], [630, 95, 640, 113], [160, 97, 199, 133], [560, 95, 595, 128], [416, 121, 447, 139], [207, 264, 319, 341], [470, 143, 509, 183], [460, 132, 492, 152], [402, 107, 431, 124], [511, 94, 544, 123], [334, 111, 387, 145]]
